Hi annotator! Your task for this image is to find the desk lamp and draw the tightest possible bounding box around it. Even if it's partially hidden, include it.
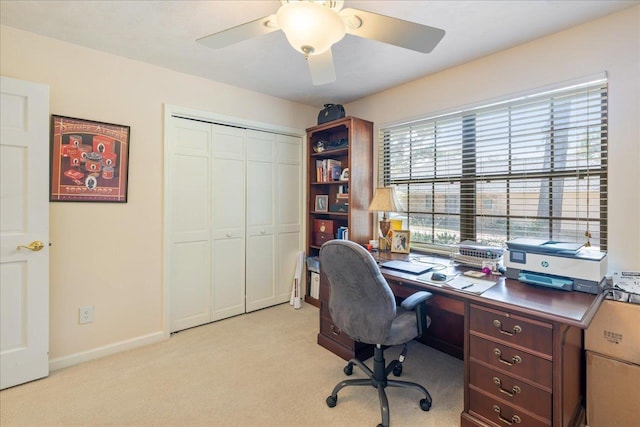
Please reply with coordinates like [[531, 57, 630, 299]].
[[368, 187, 402, 250]]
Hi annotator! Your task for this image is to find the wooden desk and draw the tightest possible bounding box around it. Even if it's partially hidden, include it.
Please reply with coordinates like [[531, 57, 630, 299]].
[[316, 253, 605, 427]]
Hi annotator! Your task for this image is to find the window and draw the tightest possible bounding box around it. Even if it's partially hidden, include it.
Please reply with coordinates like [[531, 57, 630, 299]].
[[378, 77, 608, 251]]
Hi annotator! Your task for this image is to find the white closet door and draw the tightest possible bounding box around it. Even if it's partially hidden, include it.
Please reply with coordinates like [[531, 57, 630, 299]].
[[245, 130, 276, 312], [168, 120, 212, 332], [275, 134, 303, 302], [211, 124, 246, 321], [166, 111, 303, 331]]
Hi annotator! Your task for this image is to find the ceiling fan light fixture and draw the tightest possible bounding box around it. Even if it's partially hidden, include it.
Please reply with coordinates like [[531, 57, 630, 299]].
[[276, 1, 345, 56]]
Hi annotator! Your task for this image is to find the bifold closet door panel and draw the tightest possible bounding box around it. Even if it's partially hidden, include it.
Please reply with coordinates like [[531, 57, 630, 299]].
[[211, 125, 246, 321], [168, 120, 213, 332], [245, 130, 277, 312], [275, 134, 303, 301]]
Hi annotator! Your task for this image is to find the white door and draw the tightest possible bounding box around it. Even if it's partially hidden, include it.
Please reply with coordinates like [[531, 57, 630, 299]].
[[245, 130, 276, 312], [211, 124, 246, 321], [275, 134, 303, 302], [167, 119, 212, 332], [0, 76, 50, 389]]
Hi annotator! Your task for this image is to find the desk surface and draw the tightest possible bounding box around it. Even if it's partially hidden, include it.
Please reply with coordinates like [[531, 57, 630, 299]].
[[374, 252, 605, 329]]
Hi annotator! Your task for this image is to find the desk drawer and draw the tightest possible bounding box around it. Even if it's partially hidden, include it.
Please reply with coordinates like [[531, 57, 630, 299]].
[[470, 335, 552, 390], [470, 305, 553, 356], [320, 314, 357, 349], [469, 362, 551, 418], [469, 388, 550, 427]]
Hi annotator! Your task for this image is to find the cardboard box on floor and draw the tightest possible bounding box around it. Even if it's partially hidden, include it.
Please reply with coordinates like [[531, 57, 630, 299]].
[[586, 352, 640, 427], [585, 300, 640, 427]]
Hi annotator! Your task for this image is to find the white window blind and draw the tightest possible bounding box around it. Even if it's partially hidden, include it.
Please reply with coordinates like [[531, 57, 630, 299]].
[[378, 78, 608, 251]]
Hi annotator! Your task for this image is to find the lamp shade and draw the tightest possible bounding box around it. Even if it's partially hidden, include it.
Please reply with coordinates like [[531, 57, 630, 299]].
[[276, 1, 346, 55], [368, 187, 402, 212]]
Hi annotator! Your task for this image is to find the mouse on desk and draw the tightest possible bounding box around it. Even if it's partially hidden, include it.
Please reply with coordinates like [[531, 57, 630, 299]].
[[431, 272, 447, 282]]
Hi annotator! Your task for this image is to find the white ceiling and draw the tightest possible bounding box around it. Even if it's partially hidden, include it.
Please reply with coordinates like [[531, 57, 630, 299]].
[[1, 1, 637, 107]]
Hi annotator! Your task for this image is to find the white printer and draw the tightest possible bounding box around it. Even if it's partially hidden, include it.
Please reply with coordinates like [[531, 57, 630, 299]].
[[504, 238, 607, 294]]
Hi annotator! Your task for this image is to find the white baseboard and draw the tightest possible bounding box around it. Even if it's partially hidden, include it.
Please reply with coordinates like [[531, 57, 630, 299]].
[[49, 331, 166, 371]]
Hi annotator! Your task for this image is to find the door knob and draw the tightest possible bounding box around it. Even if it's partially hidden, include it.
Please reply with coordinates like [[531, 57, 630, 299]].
[[17, 241, 45, 252]]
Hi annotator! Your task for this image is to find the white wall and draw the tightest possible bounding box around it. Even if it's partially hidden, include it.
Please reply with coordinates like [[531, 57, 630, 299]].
[[0, 25, 317, 366], [346, 6, 640, 273]]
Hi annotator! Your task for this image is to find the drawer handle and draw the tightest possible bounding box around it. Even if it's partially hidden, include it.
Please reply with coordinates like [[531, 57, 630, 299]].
[[330, 324, 341, 336], [493, 348, 522, 366], [493, 377, 522, 397], [493, 405, 521, 425], [493, 319, 522, 336]]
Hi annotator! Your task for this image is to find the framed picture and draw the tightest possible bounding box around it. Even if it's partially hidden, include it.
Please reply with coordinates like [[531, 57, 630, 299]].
[[50, 115, 130, 202], [315, 195, 328, 212], [391, 230, 411, 254]]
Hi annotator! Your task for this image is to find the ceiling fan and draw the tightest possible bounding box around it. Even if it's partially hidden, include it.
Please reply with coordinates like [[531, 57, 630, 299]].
[[197, 0, 445, 86]]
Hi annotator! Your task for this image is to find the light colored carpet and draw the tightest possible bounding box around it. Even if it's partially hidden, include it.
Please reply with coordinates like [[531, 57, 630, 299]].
[[1, 303, 463, 427]]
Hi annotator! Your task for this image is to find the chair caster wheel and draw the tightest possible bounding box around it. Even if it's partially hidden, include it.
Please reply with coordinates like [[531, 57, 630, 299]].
[[326, 395, 337, 408], [393, 364, 402, 376], [420, 398, 432, 411], [343, 363, 353, 376]]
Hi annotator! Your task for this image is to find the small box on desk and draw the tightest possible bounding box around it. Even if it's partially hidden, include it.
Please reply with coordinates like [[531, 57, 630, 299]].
[[313, 232, 333, 247], [313, 219, 335, 234]]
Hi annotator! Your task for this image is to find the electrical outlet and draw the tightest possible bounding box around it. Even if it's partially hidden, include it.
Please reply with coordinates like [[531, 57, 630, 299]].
[[79, 305, 94, 324]]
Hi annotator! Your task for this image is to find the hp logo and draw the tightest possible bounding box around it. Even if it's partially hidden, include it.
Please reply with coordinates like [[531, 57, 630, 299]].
[[541, 261, 549, 268]]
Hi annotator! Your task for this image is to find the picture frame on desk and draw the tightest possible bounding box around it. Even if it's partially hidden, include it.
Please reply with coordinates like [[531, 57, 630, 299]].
[[391, 230, 410, 253], [315, 195, 328, 212]]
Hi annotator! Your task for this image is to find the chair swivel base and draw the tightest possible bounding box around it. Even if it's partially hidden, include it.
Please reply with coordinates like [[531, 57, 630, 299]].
[[326, 345, 432, 427]]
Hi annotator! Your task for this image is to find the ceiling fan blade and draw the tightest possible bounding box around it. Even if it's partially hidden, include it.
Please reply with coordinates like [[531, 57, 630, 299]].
[[340, 8, 445, 54], [307, 49, 336, 86], [197, 15, 279, 49]]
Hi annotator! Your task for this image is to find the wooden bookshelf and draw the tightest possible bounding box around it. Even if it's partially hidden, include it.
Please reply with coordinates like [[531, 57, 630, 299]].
[[305, 116, 374, 360]]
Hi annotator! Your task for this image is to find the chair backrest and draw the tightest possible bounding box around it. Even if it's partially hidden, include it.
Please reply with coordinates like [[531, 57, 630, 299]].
[[319, 240, 397, 344]]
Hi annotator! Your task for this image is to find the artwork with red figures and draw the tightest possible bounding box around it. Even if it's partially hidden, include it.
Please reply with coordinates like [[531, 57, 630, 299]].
[[50, 115, 130, 202]]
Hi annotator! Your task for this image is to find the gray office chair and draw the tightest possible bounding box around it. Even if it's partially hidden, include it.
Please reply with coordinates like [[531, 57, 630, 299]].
[[320, 240, 434, 427]]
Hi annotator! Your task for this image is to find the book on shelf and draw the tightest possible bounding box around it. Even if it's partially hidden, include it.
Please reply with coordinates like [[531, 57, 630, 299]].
[[337, 226, 349, 240], [315, 158, 342, 182]]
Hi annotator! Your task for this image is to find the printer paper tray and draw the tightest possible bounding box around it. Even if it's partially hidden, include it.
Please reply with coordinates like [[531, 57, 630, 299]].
[[518, 272, 574, 291]]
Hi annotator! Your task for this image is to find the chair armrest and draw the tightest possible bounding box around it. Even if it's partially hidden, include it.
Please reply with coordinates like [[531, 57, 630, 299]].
[[401, 291, 433, 338], [400, 291, 433, 311]]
